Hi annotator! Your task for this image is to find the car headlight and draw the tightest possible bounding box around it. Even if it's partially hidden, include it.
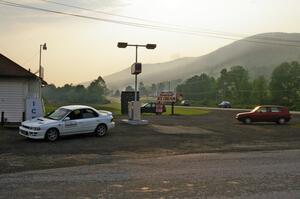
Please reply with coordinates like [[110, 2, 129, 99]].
[[30, 127, 41, 131]]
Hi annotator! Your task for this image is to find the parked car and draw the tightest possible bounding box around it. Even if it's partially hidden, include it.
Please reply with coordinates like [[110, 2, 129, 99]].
[[236, 105, 291, 124], [218, 101, 231, 108], [141, 102, 166, 114], [181, 100, 191, 106], [19, 105, 115, 141]]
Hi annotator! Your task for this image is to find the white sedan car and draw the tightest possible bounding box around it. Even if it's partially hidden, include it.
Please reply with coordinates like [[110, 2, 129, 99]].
[[19, 105, 115, 142]]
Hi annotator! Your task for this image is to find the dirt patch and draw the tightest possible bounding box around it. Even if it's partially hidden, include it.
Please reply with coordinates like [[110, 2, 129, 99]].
[[150, 124, 215, 135], [1, 110, 300, 174]]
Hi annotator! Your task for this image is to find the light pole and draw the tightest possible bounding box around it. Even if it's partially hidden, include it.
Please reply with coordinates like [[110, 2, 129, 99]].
[[117, 42, 156, 102], [39, 43, 47, 79], [38, 43, 47, 99]]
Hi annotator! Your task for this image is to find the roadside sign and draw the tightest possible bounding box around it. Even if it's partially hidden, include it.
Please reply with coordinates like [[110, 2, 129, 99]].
[[157, 91, 179, 115], [157, 92, 176, 104]]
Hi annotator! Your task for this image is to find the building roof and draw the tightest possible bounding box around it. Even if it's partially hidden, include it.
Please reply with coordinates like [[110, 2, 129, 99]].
[[0, 53, 39, 79]]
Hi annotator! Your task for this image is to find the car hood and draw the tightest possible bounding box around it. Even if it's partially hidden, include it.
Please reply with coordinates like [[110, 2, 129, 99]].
[[236, 112, 252, 117], [97, 110, 113, 117], [22, 117, 58, 127]]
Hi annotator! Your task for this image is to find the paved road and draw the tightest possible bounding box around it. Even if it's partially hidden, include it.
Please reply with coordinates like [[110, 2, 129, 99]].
[[173, 105, 249, 112], [172, 105, 300, 114], [0, 150, 299, 199]]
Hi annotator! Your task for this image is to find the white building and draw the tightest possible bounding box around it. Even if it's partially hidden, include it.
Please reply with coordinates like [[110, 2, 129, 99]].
[[0, 53, 45, 124]]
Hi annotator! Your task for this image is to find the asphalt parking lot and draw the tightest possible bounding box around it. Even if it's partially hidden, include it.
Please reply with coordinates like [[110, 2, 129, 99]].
[[0, 110, 300, 174]]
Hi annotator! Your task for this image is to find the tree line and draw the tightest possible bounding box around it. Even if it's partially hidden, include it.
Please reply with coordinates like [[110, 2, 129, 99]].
[[176, 61, 300, 110], [114, 79, 182, 97], [42, 76, 109, 104]]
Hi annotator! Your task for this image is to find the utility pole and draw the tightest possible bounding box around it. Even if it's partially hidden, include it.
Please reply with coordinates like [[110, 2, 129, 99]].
[[39, 43, 47, 79]]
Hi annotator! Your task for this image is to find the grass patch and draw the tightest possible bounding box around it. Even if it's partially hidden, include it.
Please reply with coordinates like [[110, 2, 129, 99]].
[[292, 123, 300, 128], [165, 106, 209, 116], [95, 102, 121, 115], [45, 102, 209, 116]]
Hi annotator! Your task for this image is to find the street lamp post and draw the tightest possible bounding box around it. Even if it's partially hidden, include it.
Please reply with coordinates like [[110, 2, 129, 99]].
[[117, 42, 156, 102], [39, 43, 47, 79], [38, 43, 47, 99], [118, 42, 156, 122]]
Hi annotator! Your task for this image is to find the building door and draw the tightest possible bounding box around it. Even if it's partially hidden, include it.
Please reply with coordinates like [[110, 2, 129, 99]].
[[0, 80, 25, 123]]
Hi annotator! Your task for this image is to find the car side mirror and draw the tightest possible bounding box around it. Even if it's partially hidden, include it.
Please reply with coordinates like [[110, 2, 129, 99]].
[[63, 117, 70, 121]]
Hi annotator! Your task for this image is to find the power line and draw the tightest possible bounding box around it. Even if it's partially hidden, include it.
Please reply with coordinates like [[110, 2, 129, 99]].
[[21, 50, 40, 67], [37, 0, 300, 44], [0, 1, 158, 28], [1, 0, 300, 48], [38, 0, 172, 25]]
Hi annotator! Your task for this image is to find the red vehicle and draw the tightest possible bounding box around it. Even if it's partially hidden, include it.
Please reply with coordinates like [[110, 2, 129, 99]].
[[236, 105, 291, 124]]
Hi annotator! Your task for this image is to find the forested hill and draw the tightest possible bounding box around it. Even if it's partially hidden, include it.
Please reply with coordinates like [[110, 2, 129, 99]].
[[104, 32, 300, 89]]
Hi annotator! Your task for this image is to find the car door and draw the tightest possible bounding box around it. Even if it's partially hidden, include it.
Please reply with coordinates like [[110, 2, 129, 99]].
[[62, 109, 83, 135], [254, 107, 268, 122], [80, 108, 99, 133], [270, 107, 281, 122], [264, 107, 274, 122], [150, 103, 156, 113]]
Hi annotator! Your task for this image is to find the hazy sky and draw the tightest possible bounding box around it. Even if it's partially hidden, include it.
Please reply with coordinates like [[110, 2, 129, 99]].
[[1, 0, 300, 86]]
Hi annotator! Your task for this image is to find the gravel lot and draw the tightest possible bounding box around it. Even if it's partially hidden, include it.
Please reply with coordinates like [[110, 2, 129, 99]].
[[1, 150, 299, 199], [0, 110, 300, 174]]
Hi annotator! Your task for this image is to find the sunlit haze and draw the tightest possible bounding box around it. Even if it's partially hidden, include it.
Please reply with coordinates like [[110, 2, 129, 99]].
[[1, 0, 300, 86]]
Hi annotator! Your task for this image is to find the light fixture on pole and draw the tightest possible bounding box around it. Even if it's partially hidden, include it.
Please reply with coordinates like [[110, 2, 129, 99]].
[[117, 42, 156, 123], [117, 42, 156, 102], [39, 43, 47, 79]]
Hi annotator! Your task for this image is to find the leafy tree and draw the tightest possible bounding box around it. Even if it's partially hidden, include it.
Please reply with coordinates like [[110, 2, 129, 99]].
[[42, 84, 56, 103], [251, 76, 268, 104], [177, 73, 216, 105], [157, 82, 166, 94], [114, 89, 120, 97], [68, 85, 86, 102], [42, 76, 108, 104], [150, 83, 157, 96], [217, 66, 251, 104], [270, 61, 300, 107], [173, 62, 300, 110], [217, 68, 230, 100], [139, 81, 148, 96], [125, 85, 134, 91], [86, 76, 108, 103], [229, 66, 251, 103]]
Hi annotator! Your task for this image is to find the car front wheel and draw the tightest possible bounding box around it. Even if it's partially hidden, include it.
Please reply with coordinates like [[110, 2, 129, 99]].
[[45, 128, 59, 142], [95, 124, 107, 137], [244, 118, 252, 124]]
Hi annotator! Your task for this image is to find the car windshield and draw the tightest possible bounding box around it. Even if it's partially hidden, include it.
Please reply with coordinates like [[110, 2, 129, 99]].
[[251, 106, 260, 112], [46, 108, 70, 120], [143, 103, 151, 107]]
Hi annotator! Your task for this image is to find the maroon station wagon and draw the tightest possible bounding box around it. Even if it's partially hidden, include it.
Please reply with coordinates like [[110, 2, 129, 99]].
[[236, 105, 291, 124]]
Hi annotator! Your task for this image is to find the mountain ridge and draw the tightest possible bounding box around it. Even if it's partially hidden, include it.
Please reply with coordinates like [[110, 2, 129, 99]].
[[103, 32, 300, 89]]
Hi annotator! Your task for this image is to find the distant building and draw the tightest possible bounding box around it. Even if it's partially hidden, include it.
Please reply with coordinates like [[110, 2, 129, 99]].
[[0, 53, 46, 123]]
